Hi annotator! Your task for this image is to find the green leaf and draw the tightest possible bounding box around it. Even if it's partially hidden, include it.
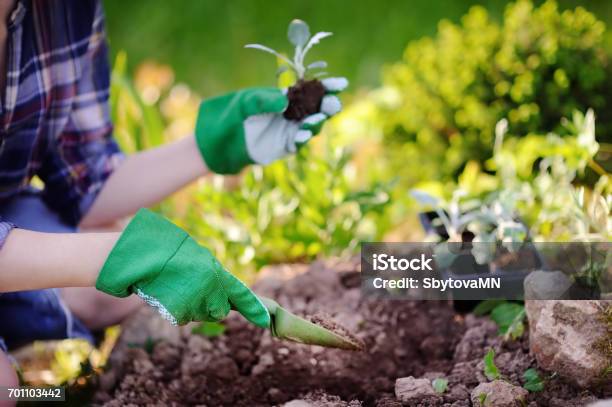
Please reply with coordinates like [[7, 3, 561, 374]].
[[523, 368, 545, 392], [288, 19, 310, 47], [192, 321, 226, 338], [484, 348, 501, 380], [473, 299, 506, 316], [490, 303, 526, 340], [432, 378, 448, 394], [478, 393, 488, 405]]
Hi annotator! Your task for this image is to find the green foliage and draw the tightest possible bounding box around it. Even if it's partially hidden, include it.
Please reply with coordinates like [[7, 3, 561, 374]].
[[432, 377, 449, 394], [475, 300, 526, 340], [523, 368, 545, 392], [192, 321, 226, 338], [473, 299, 507, 316], [490, 303, 526, 340], [180, 147, 392, 277], [369, 0, 611, 184], [484, 348, 501, 380]]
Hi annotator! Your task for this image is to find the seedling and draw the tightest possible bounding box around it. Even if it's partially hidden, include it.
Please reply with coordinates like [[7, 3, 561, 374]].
[[523, 368, 545, 392], [483, 348, 501, 380], [432, 377, 449, 394], [246, 19, 331, 121]]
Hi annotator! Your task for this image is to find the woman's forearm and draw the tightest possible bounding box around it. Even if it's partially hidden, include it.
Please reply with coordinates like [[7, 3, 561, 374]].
[[0, 229, 119, 292], [80, 135, 207, 228]]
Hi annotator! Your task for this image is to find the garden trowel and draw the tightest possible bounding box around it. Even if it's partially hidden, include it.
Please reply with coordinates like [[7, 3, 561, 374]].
[[259, 296, 363, 351]]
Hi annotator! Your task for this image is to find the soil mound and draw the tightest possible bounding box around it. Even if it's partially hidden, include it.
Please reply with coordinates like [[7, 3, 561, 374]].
[[95, 259, 608, 406]]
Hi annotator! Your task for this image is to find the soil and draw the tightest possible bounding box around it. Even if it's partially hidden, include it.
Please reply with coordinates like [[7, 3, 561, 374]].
[[95, 259, 610, 406], [283, 79, 326, 121], [307, 313, 366, 351]]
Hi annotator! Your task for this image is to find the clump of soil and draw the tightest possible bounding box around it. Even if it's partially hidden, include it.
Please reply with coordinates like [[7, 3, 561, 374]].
[[283, 79, 326, 121], [96, 259, 609, 406], [307, 313, 366, 351]]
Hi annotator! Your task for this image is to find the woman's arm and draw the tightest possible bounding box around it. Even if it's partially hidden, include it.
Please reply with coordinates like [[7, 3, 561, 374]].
[[0, 229, 119, 292], [79, 135, 207, 228]]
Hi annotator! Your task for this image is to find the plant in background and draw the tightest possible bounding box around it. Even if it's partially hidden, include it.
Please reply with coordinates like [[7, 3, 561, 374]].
[[343, 0, 611, 187], [246, 19, 331, 120], [181, 147, 392, 279]]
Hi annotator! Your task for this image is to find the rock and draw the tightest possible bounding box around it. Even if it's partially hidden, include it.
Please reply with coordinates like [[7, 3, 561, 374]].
[[394, 376, 437, 403], [284, 401, 313, 407], [523, 270, 572, 300], [587, 400, 612, 407], [470, 380, 528, 407], [525, 300, 611, 388]]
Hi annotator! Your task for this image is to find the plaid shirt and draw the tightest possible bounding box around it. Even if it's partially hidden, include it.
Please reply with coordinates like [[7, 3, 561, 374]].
[[0, 0, 122, 248]]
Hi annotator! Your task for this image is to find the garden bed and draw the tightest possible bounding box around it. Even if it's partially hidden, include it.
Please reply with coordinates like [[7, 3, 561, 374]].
[[94, 259, 608, 406]]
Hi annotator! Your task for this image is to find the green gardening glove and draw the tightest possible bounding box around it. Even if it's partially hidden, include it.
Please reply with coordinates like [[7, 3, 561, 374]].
[[195, 77, 348, 174], [95, 208, 269, 328]]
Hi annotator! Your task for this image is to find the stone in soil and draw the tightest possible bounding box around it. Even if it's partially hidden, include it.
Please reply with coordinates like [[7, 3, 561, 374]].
[[283, 79, 325, 121], [525, 300, 611, 389], [96, 259, 610, 406], [394, 376, 438, 403], [470, 380, 528, 407]]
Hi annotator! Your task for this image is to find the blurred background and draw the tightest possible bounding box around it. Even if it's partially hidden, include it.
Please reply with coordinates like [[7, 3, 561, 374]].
[[104, 0, 612, 94]]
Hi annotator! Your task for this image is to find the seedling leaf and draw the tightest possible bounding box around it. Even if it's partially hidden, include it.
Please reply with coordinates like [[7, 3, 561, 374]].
[[288, 19, 310, 47], [490, 302, 525, 340], [301, 32, 333, 60], [473, 299, 506, 316], [410, 189, 440, 206], [192, 321, 226, 338], [307, 61, 327, 70], [523, 368, 545, 392], [478, 393, 488, 405], [276, 66, 289, 77], [245, 44, 295, 68], [484, 348, 501, 380], [432, 378, 448, 394]]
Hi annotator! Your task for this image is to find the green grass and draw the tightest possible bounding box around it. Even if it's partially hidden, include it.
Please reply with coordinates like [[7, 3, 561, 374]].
[[103, 0, 612, 96]]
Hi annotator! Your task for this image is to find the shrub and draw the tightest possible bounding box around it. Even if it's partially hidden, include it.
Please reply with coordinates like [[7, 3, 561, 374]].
[[370, 0, 611, 182]]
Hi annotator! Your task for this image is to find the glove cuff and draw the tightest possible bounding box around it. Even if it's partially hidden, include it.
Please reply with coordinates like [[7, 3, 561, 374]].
[[195, 95, 253, 174], [95, 208, 188, 297]]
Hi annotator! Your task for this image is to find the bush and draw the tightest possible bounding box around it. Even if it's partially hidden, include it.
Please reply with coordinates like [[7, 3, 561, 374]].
[[372, 0, 611, 183]]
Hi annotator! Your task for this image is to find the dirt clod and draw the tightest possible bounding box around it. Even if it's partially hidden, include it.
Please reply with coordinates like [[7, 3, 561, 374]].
[[284, 79, 326, 121], [307, 313, 365, 351]]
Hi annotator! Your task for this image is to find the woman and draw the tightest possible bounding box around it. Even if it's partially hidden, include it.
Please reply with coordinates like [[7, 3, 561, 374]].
[[0, 0, 346, 391]]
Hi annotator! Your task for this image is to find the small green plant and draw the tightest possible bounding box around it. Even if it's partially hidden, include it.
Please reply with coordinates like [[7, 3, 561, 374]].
[[246, 19, 338, 121], [245, 19, 330, 80], [475, 300, 526, 341], [478, 392, 488, 405], [491, 302, 526, 341], [484, 348, 501, 380], [522, 368, 545, 392], [432, 377, 449, 394]]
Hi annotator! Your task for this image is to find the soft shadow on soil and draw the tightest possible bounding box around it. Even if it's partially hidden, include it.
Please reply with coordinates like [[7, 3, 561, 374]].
[[95, 260, 608, 406]]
